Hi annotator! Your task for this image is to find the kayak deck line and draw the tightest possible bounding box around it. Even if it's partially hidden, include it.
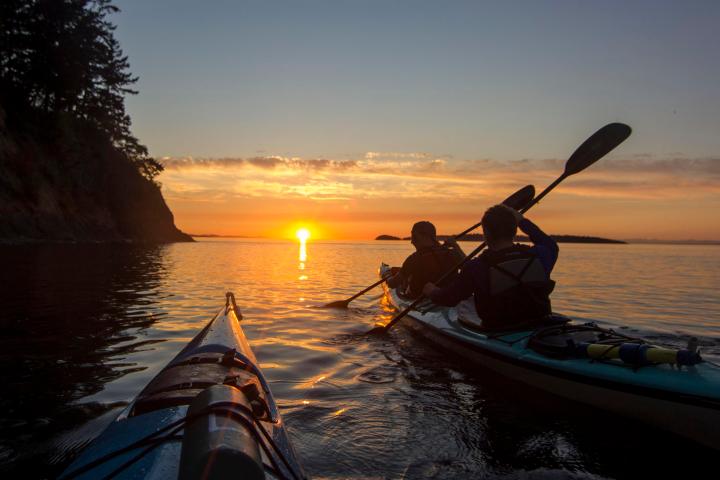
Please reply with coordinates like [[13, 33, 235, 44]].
[[379, 263, 720, 450], [60, 292, 307, 480]]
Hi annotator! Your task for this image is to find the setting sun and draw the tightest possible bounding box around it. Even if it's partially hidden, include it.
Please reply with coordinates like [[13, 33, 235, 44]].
[[296, 228, 311, 242]]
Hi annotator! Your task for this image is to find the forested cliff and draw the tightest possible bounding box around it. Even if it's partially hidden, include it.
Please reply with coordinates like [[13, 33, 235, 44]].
[[0, 0, 191, 243]]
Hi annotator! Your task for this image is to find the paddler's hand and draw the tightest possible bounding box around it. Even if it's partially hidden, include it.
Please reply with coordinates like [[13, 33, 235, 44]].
[[443, 237, 459, 248], [505, 206, 524, 224], [423, 282, 440, 297]]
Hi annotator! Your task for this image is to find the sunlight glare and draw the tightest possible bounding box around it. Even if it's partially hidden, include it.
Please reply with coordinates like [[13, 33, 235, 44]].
[[296, 228, 311, 241]]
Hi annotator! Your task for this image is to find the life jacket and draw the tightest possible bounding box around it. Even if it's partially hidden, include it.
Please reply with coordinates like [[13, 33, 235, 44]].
[[474, 244, 555, 331], [404, 245, 459, 297]]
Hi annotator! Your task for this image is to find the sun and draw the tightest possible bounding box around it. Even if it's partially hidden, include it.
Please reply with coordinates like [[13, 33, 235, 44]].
[[296, 228, 311, 242]]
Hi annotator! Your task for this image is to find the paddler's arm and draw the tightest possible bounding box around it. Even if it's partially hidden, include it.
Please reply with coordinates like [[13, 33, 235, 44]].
[[386, 255, 414, 288], [422, 260, 476, 306], [386, 271, 405, 288], [518, 216, 559, 274]]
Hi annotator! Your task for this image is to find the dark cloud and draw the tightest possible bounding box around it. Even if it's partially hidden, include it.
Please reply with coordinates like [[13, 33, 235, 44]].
[[247, 157, 284, 169]]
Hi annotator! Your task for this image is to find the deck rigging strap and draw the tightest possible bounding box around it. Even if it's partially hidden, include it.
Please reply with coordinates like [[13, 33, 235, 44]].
[[60, 402, 304, 480]]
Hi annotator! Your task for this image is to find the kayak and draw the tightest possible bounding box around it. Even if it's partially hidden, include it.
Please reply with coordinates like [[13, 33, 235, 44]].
[[60, 293, 306, 480], [380, 263, 720, 450]]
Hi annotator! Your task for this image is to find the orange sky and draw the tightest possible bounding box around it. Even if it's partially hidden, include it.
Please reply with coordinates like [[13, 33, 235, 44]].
[[113, 1, 720, 242], [158, 153, 720, 241]]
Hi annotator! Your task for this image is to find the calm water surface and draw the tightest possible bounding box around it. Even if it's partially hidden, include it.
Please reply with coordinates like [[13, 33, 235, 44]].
[[1, 240, 719, 479]]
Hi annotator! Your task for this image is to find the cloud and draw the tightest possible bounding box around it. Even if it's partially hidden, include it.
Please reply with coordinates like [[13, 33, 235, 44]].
[[363, 151, 437, 160], [162, 156, 358, 172], [158, 153, 720, 205], [247, 156, 284, 169]]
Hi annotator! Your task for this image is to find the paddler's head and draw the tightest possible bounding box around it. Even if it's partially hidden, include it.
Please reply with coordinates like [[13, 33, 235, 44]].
[[482, 205, 518, 250], [410, 221, 439, 249]]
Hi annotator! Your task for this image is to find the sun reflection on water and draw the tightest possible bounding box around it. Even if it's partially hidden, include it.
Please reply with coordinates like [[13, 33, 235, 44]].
[[296, 228, 310, 263]]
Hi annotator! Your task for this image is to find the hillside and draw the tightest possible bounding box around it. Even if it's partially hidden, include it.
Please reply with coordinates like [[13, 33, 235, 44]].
[[0, 105, 191, 243]]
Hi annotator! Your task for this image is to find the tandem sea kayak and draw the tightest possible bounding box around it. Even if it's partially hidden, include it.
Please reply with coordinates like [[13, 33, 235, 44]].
[[380, 263, 720, 450], [60, 293, 306, 480]]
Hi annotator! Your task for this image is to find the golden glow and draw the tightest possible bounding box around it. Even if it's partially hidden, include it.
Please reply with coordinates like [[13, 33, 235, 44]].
[[296, 228, 311, 241], [159, 155, 720, 241]]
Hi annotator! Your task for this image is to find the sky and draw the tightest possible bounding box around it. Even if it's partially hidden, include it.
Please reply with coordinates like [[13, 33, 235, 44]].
[[114, 0, 720, 240]]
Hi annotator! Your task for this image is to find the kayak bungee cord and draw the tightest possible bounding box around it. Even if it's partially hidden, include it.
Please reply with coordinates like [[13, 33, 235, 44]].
[[99, 428, 185, 480], [60, 414, 188, 479], [60, 402, 304, 480]]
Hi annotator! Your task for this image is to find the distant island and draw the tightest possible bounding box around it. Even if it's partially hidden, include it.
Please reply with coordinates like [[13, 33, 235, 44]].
[[376, 233, 626, 244], [189, 234, 250, 238]]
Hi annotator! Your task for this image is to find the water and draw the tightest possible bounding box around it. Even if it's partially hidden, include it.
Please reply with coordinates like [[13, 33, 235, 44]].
[[1, 240, 719, 478]]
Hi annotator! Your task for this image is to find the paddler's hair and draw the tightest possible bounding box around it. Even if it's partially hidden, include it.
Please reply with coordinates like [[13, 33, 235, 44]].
[[482, 205, 518, 243]]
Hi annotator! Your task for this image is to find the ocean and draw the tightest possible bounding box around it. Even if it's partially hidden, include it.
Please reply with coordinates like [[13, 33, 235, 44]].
[[1, 239, 718, 478]]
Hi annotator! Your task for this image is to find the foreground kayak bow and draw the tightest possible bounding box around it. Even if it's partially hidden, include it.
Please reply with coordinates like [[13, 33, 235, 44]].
[[60, 292, 306, 480]]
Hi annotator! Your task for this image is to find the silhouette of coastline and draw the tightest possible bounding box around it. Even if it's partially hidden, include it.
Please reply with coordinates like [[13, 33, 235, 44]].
[[0, 2, 190, 244]]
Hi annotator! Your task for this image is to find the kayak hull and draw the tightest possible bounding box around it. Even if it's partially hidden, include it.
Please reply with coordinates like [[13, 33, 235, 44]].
[[60, 297, 305, 479], [380, 263, 720, 450]]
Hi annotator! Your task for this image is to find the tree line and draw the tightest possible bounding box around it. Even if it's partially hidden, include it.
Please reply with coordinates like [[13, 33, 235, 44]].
[[0, 0, 162, 181]]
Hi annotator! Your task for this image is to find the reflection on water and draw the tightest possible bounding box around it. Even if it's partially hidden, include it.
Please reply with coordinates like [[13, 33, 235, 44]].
[[299, 237, 309, 281], [0, 244, 169, 475], [0, 240, 718, 478], [299, 240, 307, 263]]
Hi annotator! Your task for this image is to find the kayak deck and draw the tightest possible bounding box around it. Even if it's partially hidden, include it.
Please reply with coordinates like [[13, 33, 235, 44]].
[[61, 293, 305, 480]]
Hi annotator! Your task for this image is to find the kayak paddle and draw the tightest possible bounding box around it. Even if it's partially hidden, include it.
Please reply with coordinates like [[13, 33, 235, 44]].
[[319, 185, 535, 309], [319, 274, 393, 309], [369, 122, 632, 335]]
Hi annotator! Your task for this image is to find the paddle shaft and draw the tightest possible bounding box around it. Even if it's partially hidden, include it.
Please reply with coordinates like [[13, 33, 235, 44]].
[[378, 176, 565, 332], [344, 275, 392, 304]]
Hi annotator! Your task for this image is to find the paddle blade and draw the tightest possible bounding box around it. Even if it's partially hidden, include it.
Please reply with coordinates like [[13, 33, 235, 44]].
[[318, 300, 350, 309], [366, 325, 388, 335], [501, 184, 535, 211], [565, 123, 632, 176]]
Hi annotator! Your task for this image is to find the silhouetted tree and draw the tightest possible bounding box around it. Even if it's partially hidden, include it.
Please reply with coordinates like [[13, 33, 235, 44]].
[[0, 0, 162, 180]]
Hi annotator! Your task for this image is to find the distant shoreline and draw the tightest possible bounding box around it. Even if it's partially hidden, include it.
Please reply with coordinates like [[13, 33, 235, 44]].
[[376, 233, 627, 244], [186, 234, 719, 245], [189, 234, 254, 238], [624, 239, 720, 246]]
